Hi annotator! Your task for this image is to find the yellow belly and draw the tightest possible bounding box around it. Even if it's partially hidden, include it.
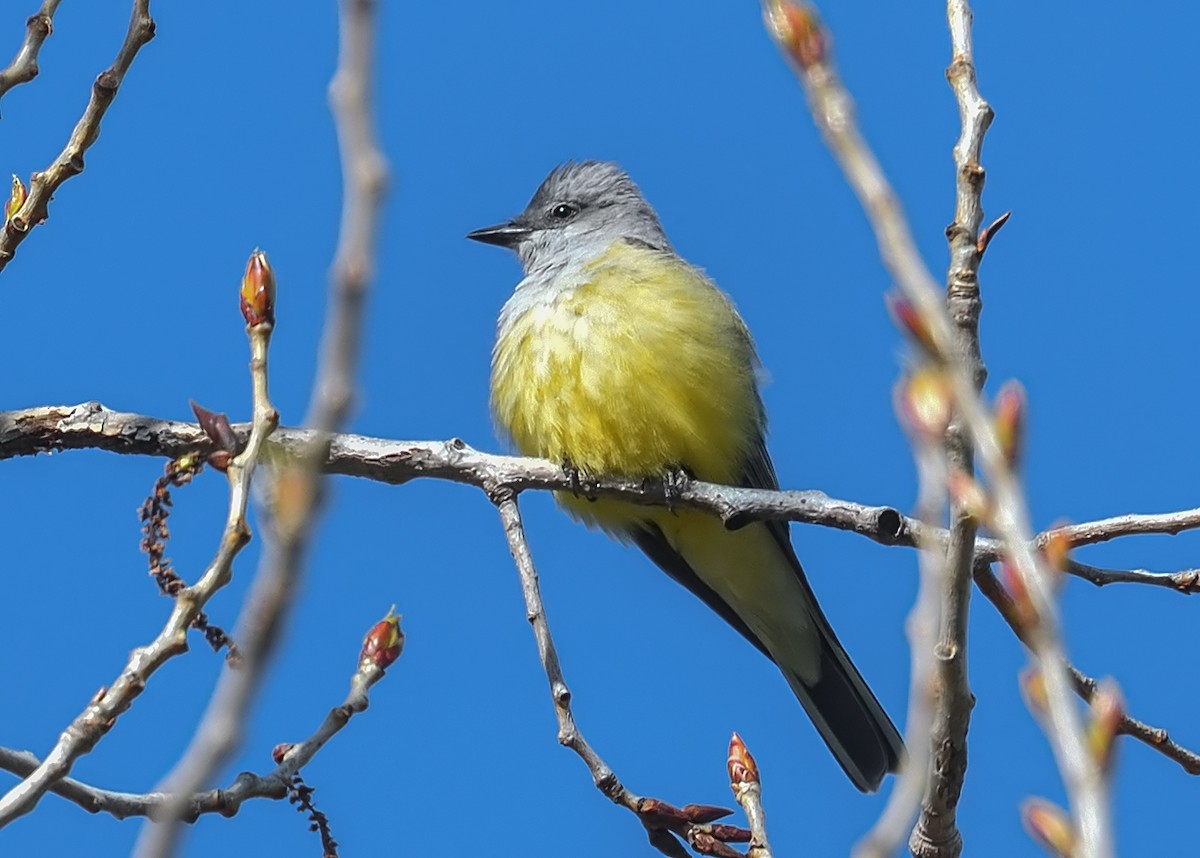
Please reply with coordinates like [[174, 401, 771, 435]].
[[491, 241, 762, 531]]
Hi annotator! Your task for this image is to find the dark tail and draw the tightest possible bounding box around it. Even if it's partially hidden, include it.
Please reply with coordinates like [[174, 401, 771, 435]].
[[630, 520, 904, 791], [781, 611, 904, 792]]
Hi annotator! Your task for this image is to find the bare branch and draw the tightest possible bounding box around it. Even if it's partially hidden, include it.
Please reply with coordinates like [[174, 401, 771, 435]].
[[9, 404, 1200, 582], [4, 404, 1199, 787], [907, 1, 996, 854], [1039, 512, 1200, 550], [131, 258, 284, 857], [0, 316, 278, 828], [0, 0, 155, 273], [0, 746, 290, 820], [0, 613, 401, 822], [1068, 669, 1200, 775], [135, 2, 388, 852], [494, 491, 639, 810], [973, 563, 1200, 775], [493, 492, 751, 856], [760, 1, 1113, 852], [0, 0, 62, 110], [1066, 561, 1200, 594]]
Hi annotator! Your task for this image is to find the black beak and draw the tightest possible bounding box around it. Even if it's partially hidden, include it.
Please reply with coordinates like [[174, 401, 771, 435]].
[[467, 221, 531, 249]]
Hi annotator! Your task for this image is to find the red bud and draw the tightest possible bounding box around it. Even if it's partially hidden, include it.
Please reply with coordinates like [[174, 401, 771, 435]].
[[240, 249, 276, 327], [359, 606, 404, 671], [727, 732, 760, 786]]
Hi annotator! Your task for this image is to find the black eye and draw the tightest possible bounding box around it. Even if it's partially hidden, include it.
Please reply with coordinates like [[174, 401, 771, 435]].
[[549, 203, 578, 221]]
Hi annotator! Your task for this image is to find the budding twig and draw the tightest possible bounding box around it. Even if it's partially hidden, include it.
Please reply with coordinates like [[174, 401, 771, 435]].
[[0, 257, 279, 830], [728, 734, 773, 858], [761, 0, 1112, 853], [0, 609, 404, 824], [134, 0, 389, 849]]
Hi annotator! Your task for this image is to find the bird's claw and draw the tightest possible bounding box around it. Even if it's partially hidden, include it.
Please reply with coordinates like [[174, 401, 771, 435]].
[[658, 466, 692, 514]]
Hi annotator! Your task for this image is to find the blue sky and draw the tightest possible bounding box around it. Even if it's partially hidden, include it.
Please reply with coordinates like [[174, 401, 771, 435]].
[[3, 2, 1198, 855]]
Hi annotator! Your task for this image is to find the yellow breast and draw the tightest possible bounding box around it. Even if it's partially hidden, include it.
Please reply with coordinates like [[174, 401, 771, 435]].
[[491, 241, 762, 528]]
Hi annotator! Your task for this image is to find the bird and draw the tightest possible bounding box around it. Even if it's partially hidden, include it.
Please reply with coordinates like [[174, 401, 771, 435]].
[[468, 160, 903, 791]]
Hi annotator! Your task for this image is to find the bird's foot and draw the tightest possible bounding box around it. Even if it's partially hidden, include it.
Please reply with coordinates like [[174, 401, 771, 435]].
[[562, 460, 600, 502], [655, 466, 692, 514]]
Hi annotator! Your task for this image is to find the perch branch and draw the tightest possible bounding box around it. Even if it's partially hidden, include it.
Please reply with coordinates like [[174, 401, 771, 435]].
[[3, 407, 1198, 780], [8, 404, 1200, 589]]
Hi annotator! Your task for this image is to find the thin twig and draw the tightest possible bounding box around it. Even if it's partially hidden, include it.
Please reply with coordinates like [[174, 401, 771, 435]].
[[0, 316, 277, 829], [492, 492, 751, 857], [0, 0, 62, 110], [131, 257, 282, 857], [0, 613, 400, 821], [1039, 512, 1200, 550], [760, 2, 1112, 853], [1068, 668, 1200, 775], [0, 0, 155, 273], [134, 1, 388, 854], [1066, 561, 1200, 594], [973, 563, 1200, 775], [494, 491, 639, 810]]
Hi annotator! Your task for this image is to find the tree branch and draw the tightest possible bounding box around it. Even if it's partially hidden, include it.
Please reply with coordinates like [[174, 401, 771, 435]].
[[0, 612, 400, 822], [135, 1, 388, 853], [973, 562, 1200, 776], [1065, 561, 1200, 594], [760, 2, 1113, 853], [8, 404, 1200, 583], [1067, 669, 1200, 775], [493, 493, 636, 810], [3, 400, 1197, 828], [492, 492, 752, 857], [0, 324, 278, 829], [0, 0, 62, 111], [0, 0, 155, 273], [908, 2, 994, 855]]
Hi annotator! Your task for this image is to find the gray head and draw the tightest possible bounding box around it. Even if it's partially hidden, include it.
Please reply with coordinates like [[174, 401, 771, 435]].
[[467, 161, 672, 274]]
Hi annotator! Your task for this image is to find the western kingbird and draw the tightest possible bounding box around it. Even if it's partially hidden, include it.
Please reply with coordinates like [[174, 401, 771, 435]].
[[469, 161, 903, 791]]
